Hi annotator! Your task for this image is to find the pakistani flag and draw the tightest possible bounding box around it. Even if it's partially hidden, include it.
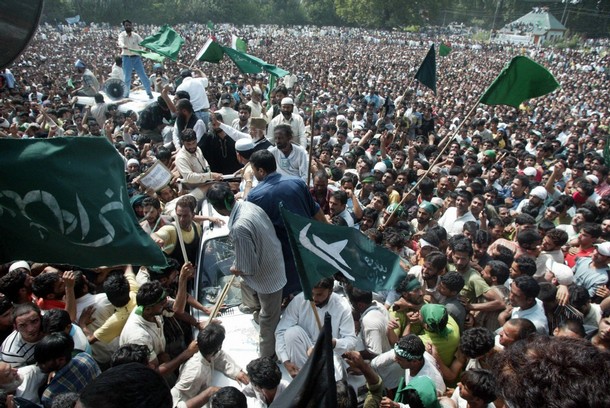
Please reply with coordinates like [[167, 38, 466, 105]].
[[479, 56, 560, 108], [231, 34, 247, 53], [223, 47, 289, 78], [196, 38, 225, 63], [0, 138, 167, 267], [281, 207, 406, 300], [140, 25, 185, 62], [414, 44, 436, 94], [439, 42, 452, 57]]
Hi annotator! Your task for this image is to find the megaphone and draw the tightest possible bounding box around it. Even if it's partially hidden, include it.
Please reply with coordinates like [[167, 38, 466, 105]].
[[104, 79, 127, 100], [0, 0, 44, 69]]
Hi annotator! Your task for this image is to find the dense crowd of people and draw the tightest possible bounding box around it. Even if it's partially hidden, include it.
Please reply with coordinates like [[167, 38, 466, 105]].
[[1, 17, 610, 408]]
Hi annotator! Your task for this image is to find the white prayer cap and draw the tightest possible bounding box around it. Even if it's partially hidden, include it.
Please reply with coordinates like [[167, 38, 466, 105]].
[[281, 97, 294, 105], [9, 261, 30, 272]]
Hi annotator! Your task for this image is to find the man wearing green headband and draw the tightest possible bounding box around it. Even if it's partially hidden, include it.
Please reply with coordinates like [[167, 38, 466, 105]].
[[372, 334, 445, 402], [411, 201, 438, 235], [119, 281, 198, 377]]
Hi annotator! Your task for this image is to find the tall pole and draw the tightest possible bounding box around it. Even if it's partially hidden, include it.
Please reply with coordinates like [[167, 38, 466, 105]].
[[561, 0, 569, 26]]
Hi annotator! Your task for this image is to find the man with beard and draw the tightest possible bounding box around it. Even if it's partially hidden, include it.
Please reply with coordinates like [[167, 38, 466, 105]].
[[438, 190, 477, 237], [117, 20, 153, 99], [275, 277, 357, 378], [411, 201, 438, 236], [171, 99, 206, 149], [266, 98, 306, 147], [175, 129, 222, 190], [268, 125, 308, 182], [200, 113, 243, 175], [327, 190, 354, 226]]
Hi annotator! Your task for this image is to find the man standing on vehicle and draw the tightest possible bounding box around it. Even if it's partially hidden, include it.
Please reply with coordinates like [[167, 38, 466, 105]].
[[117, 19, 153, 99], [206, 183, 286, 358]]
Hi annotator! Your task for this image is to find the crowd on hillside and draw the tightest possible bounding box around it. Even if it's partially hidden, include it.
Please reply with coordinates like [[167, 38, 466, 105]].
[[1, 19, 610, 408]]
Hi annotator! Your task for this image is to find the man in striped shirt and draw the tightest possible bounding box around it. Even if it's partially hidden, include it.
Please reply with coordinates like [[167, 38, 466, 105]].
[[207, 183, 286, 359]]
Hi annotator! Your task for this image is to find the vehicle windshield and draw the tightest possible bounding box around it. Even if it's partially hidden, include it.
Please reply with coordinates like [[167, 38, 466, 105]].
[[197, 235, 241, 307]]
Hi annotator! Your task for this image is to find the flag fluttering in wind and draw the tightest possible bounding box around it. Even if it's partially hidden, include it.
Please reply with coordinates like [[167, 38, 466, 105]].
[[269, 313, 337, 408], [128, 49, 165, 63], [439, 42, 452, 57], [196, 38, 225, 63], [414, 44, 436, 94], [223, 47, 289, 77], [195, 39, 288, 78], [0, 138, 167, 267], [479, 56, 560, 108], [140, 25, 185, 62], [231, 34, 248, 53], [280, 206, 406, 300], [206, 20, 215, 31]]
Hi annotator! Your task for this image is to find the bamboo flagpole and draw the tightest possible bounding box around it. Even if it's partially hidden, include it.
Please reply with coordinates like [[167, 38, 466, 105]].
[[382, 101, 480, 228], [306, 97, 316, 187]]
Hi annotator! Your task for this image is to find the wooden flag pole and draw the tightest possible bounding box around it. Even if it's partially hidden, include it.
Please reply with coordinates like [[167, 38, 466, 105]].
[[382, 101, 480, 228], [173, 220, 189, 264], [209, 275, 236, 320], [310, 301, 322, 331]]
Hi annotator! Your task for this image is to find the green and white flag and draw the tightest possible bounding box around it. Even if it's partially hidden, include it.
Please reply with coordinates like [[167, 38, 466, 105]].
[[281, 206, 406, 300], [439, 42, 452, 57], [196, 38, 225, 63], [0, 138, 167, 267], [231, 34, 247, 53]]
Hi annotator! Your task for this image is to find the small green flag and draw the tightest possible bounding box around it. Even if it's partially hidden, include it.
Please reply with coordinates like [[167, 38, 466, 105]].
[[140, 25, 185, 62], [0, 138, 167, 267], [479, 56, 560, 108], [414, 44, 436, 94], [231, 34, 248, 53], [267, 74, 276, 103], [206, 20, 214, 31], [439, 42, 452, 57], [66, 78, 74, 88], [196, 38, 225, 63], [223, 46, 289, 78], [280, 206, 406, 300], [128, 48, 165, 63]]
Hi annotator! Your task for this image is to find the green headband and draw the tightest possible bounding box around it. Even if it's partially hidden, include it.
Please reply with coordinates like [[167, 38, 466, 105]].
[[394, 343, 423, 361], [135, 290, 167, 315], [403, 278, 422, 293], [419, 201, 437, 214], [361, 176, 375, 183]]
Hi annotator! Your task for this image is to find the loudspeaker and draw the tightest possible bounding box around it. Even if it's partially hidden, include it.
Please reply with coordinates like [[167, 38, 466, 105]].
[[103, 78, 127, 100], [0, 0, 45, 69]]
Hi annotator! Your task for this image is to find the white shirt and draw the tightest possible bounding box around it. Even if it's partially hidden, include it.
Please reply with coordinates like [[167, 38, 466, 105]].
[[371, 351, 445, 392], [176, 77, 210, 111], [275, 292, 357, 363], [511, 299, 549, 335], [437, 207, 477, 237], [267, 113, 307, 147], [360, 302, 391, 355], [119, 312, 166, 361], [268, 144, 309, 182], [117, 31, 144, 56]]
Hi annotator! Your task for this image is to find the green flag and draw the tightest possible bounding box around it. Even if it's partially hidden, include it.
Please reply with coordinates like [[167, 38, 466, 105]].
[[280, 206, 405, 300], [604, 135, 610, 168], [0, 138, 167, 267], [128, 48, 165, 63], [414, 44, 436, 94], [222, 46, 289, 78], [267, 74, 276, 103], [206, 20, 214, 31], [231, 34, 247, 53], [140, 25, 185, 62], [196, 38, 225, 63], [479, 56, 560, 108], [439, 42, 452, 57]]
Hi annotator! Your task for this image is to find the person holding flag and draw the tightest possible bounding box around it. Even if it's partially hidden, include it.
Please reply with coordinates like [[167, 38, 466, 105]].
[[117, 19, 153, 99]]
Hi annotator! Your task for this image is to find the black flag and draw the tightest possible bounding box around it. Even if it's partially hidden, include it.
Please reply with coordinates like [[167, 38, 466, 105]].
[[269, 313, 336, 407]]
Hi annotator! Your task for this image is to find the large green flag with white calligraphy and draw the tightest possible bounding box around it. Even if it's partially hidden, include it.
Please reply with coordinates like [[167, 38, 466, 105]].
[[280, 206, 406, 300], [0, 137, 166, 267]]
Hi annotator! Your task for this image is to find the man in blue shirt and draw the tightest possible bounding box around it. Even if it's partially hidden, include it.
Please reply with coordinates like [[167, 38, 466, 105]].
[[247, 150, 327, 297]]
